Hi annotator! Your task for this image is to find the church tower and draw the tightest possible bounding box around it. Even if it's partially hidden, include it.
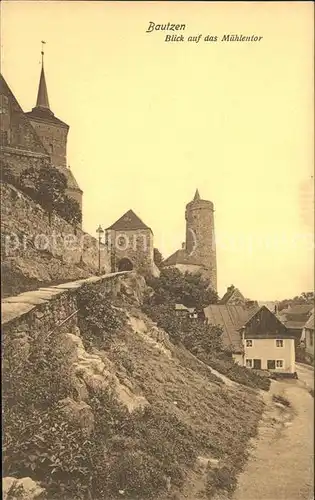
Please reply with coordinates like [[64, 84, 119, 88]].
[[25, 44, 83, 211], [185, 189, 217, 291]]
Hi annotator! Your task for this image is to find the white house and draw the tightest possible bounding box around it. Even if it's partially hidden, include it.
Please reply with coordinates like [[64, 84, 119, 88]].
[[238, 306, 296, 375]]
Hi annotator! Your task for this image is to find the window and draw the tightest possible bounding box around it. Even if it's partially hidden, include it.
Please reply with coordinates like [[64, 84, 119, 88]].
[[246, 359, 253, 368], [267, 360, 276, 370], [310, 333, 314, 347], [276, 360, 284, 369], [246, 339, 253, 347], [276, 339, 284, 347]]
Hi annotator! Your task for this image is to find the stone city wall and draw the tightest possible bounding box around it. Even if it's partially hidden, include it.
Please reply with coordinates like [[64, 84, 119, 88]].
[[1, 182, 109, 274]]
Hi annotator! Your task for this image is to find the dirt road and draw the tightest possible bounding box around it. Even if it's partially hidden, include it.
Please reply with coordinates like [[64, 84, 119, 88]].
[[231, 379, 314, 500]]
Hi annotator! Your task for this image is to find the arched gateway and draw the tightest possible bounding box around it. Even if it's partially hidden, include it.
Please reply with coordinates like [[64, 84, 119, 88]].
[[117, 258, 133, 271]]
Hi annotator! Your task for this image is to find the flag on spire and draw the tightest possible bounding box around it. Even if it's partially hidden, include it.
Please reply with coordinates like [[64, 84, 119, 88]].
[[36, 41, 50, 109]]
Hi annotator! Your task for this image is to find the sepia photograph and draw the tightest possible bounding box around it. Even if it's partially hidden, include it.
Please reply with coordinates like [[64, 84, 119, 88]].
[[1, 1, 314, 499]]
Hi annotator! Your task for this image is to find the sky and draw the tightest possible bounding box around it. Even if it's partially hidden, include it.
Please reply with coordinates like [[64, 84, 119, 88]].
[[1, 1, 314, 300]]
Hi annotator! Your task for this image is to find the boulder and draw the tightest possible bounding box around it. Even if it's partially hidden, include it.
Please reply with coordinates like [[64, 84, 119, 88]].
[[57, 397, 95, 436], [63, 331, 149, 413], [3, 477, 46, 500]]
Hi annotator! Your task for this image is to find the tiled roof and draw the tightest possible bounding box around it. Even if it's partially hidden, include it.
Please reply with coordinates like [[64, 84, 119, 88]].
[[106, 209, 151, 231], [281, 304, 314, 315], [163, 249, 203, 267], [219, 287, 245, 304], [25, 108, 68, 128], [203, 304, 259, 351], [278, 303, 314, 330], [284, 321, 307, 330]]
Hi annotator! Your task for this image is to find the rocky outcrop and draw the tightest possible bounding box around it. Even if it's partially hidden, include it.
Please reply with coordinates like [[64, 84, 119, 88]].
[[118, 272, 147, 305], [128, 313, 173, 358], [3, 477, 46, 500], [63, 330, 148, 414], [57, 397, 95, 437]]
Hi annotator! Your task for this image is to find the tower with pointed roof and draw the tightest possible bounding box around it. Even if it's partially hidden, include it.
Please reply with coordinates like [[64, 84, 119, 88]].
[[25, 45, 83, 211], [105, 209, 159, 277], [163, 190, 217, 291]]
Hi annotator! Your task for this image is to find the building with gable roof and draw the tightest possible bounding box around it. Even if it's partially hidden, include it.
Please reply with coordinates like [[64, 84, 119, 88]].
[[277, 303, 314, 344], [203, 303, 259, 355], [219, 285, 246, 305], [240, 306, 296, 374], [105, 209, 159, 277]]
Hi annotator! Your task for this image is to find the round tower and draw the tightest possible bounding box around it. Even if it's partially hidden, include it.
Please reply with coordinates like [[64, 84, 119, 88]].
[[185, 189, 217, 291]]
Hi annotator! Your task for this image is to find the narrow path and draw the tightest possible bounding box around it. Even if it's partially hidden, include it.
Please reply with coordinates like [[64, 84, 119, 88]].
[[231, 379, 314, 500], [296, 362, 314, 391]]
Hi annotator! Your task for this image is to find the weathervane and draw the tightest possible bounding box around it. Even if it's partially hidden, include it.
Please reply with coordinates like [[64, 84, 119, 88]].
[[41, 40, 46, 65]]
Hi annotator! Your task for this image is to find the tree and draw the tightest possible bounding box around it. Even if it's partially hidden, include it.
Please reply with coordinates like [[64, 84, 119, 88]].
[[20, 165, 67, 214], [146, 267, 218, 308], [57, 195, 82, 226], [17, 165, 82, 226], [153, 248, 163, 269], [278, 291, 314, 311], [142, 301, 223, 350]]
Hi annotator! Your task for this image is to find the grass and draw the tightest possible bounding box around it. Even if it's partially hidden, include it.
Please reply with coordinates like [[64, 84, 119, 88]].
[[200, 354, 271, 391], [98, 310, 265, 498], [3, 293, 265, 500]]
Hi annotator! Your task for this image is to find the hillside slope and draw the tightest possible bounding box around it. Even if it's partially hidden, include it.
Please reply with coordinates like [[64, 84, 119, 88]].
[[3, 276, 266, 500]]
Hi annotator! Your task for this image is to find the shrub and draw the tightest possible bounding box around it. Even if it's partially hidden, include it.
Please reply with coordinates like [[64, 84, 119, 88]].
[[77, 283, 126, 350], [143, 303, 223, 352], [2, 164, 82, 226], [2, 326, 94, 499], [205, 355, 271, 391], [145, 267, 218, 308]]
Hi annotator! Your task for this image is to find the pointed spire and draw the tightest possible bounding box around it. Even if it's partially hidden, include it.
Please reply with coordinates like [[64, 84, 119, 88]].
[[193, 189, 201, 201], [35, 41, 50, 110]]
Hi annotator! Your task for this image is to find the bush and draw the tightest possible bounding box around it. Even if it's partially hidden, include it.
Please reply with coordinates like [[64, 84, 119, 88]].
[[2, 164, 82, 226], [77, 283, 126, 350], [2, 327, 93, 499], [146, 267, 218, 308], [205, 355, 271, 391], [143, 303, 223, 352], [143, 302, 270, 390]]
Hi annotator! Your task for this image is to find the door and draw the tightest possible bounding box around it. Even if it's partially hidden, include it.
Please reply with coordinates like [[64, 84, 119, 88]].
[[253, 359, 262, 369]]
